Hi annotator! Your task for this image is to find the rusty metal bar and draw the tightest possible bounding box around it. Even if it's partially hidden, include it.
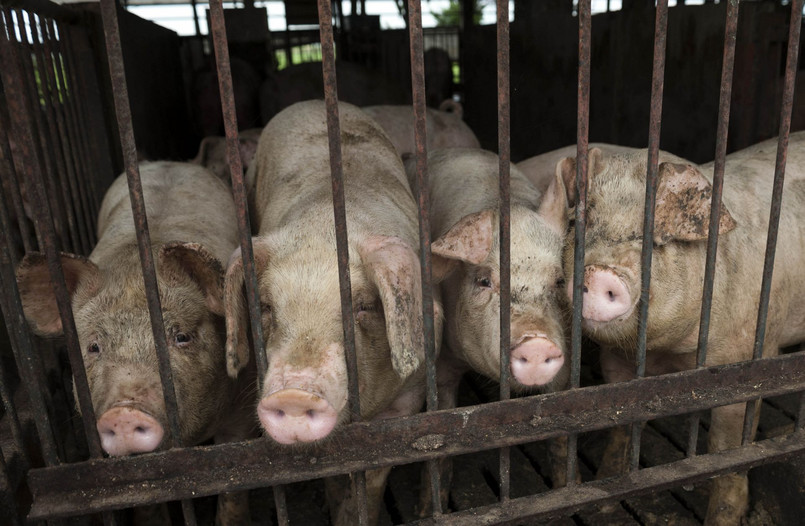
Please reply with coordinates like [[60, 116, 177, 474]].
[[26, 349, 805, 519], [406, 0, 442, 515], [0, 449, 21, 526], [0, 324, 29, 473], [630, 0, 668, 474], [46, 17, 98, 252], [317, 0, 369, 523], [409, 431, 805, 526], [0, 5, 98, 464], [687, 0, 740, 459], [0, 92, 33, 260], [495, 0, 512, 503], [742, 0, 803, 447], [567, 0, 592, 488], [97, 0, 195, 523]]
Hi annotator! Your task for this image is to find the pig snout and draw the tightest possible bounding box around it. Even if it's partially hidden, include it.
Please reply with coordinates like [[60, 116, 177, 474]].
[[580, 265, 633, 322], [258, 389, 338, 445], [96, 406, 164, 456], [510, 336, 564, 386]]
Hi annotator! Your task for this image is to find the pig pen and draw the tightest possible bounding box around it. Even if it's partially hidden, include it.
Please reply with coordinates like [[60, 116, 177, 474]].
[[2, 1, 805, 525]]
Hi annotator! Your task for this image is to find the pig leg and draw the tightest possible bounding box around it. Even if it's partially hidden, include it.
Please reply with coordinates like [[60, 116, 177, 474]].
[[132, 503, 171, 525], [547, 434, 581, 488], [596, 346, 639, 480], [215, 492, 250, 525], [703, 401, 757, 526], [417, 347, 468, 517], [325, 467, 392, 526]]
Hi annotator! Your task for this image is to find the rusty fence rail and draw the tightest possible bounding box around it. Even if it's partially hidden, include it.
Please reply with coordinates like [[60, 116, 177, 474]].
[[2, 0, 805, 524]]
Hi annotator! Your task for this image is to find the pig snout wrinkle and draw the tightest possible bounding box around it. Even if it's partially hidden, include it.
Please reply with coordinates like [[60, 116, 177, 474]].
[[582, 266, 632, 322], [258, 388, 338, 445], [510, 336, 564, 386], [96, 406, 164, 456]]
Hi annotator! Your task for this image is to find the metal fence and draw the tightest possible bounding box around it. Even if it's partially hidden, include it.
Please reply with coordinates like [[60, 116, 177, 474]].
[[1, 0, 805, 525]]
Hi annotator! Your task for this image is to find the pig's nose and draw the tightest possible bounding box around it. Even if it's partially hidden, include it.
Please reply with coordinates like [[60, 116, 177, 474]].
[[582, 265, 632, 322], [97, 406, 164, 456], [510, 336, 565, 386], [258, 389, 338, 444]]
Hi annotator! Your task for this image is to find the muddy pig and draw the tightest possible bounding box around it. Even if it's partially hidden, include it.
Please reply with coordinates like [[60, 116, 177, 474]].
[[190, 127, 262, 182], [16, 161, 254, 525], [408, 148, 571, 513], [362, 100, 480, 158], [224, 100, 443, 526], [557, 133, 805, 526]]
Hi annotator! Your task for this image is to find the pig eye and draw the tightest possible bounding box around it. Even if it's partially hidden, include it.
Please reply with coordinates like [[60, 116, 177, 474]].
[[87, 342, 101, 354], [555, 276, 566, 289], [476, 276, 492, 289], [174, 332, 192, 346]]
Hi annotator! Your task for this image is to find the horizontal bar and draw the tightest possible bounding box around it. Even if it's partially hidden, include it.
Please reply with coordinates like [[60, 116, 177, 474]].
[[27, 350, 805, 519], [410, 430, 805, 526]]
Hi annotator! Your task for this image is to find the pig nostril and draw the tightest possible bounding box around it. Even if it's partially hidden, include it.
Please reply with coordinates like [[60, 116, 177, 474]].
[[306, 410, 316, 418], [275, 410, 285, 418], [608, 290, 616, 301], [583, 286, 589, 293], [134, 426, 146, 434]]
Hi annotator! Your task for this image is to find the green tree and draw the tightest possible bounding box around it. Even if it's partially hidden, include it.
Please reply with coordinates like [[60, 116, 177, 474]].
[[432, 0, 487, 27]]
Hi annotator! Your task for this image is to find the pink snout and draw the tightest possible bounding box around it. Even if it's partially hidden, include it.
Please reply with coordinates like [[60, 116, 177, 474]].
[[96, 406, 164, 456], [582, 266, 632, 322], [510, 336, 565, 386], [258, 388, 338, 445]]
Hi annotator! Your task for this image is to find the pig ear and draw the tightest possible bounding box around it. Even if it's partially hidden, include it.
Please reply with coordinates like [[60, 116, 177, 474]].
[[15, 252, 100, 337], [160, 242, 226, 316], [238, 134, 260, 173], [431, 209, 495, 282], [359, 235, 424, 379], [653, 162, 737, 246], [191, 136, 219, 166], [223, 241, 270, 378], [537, 166, 570, 237], [556, 147, 603, 208]]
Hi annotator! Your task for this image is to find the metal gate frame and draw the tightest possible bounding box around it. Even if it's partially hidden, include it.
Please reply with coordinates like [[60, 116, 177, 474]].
[[1, 0, 804, 524]]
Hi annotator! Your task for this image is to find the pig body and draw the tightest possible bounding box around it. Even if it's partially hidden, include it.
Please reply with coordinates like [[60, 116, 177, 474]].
[[562, 133, 805, 525], [411, 148, 571, 513], [17, 161, 252, 524], [362, 102, 480, 157], [225, 100, 440, 525]]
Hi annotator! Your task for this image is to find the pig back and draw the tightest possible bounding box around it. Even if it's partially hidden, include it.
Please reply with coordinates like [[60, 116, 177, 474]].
[[252, 100, 418, 243], [95, 161, 239, 266]]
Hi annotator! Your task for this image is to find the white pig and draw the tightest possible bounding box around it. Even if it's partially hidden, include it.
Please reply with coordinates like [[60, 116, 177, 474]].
[[224, 100, 442, 526], [556, 133, 805, 525], [362, 101, 480, 158], [16, 161, 253, 525]]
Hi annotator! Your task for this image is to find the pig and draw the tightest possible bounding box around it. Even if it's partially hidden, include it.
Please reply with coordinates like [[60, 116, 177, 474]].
[[517, 143, 642, 195], [224, 100, 442, 526], [258, 60, 411, 124], [16, 161, 253, 525], [409, 148, 571, 514], [361, 101, 480, 158], [190, 127, 262, 182], [556, 133, 805, 526]]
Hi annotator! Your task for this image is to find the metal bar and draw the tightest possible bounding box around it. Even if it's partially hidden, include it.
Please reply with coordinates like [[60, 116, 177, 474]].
[[496, 0, 512, 503], [26, 349, 805, 519], [406, 0, 441, 514], [688, 0, 740, 459], [272, 485, 289, 526], [0, 449, 22, 526], [317, 0, 368, 523], [743, 0, 803, 446], [52, 17, 101, 248], [0, 5, 99, 463], [409, 431, 805, 526], [0, 87, 33, 259], [0, 318, 30, 472], [568, 0, 592, 488], [97, 1, 195, 523], [630, 0, 668, 473]]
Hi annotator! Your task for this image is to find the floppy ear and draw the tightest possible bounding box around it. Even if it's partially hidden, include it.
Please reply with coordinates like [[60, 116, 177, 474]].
[[653, 162, 737, 246], [191, 136, 219, 166], [223, 241, 270, 378], [537, 167, 571, 237], [359, 235, 424, 379], [431, 209, 495, 283], [160, 242, 225, 316], [556, 147, 603, 208], [15, 252, 101, 337]]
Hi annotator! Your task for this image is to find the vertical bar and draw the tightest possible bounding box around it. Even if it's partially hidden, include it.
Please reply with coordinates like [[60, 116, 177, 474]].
[[629, 0, 668, 473], [407, 0, 442, 515], [0, 450, 21, 526], [742, 0, 803, 446], [0, 326, 30, 472], [317, 0, 368, 524], [0, 94, 34, 259], [688, 0, 740, 458], [272, 485, 289, 526], [567, 0, 591, 487], [97, 1, 195, 523], [0, 5, 98, 464], [496, 0, 511, 503]]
